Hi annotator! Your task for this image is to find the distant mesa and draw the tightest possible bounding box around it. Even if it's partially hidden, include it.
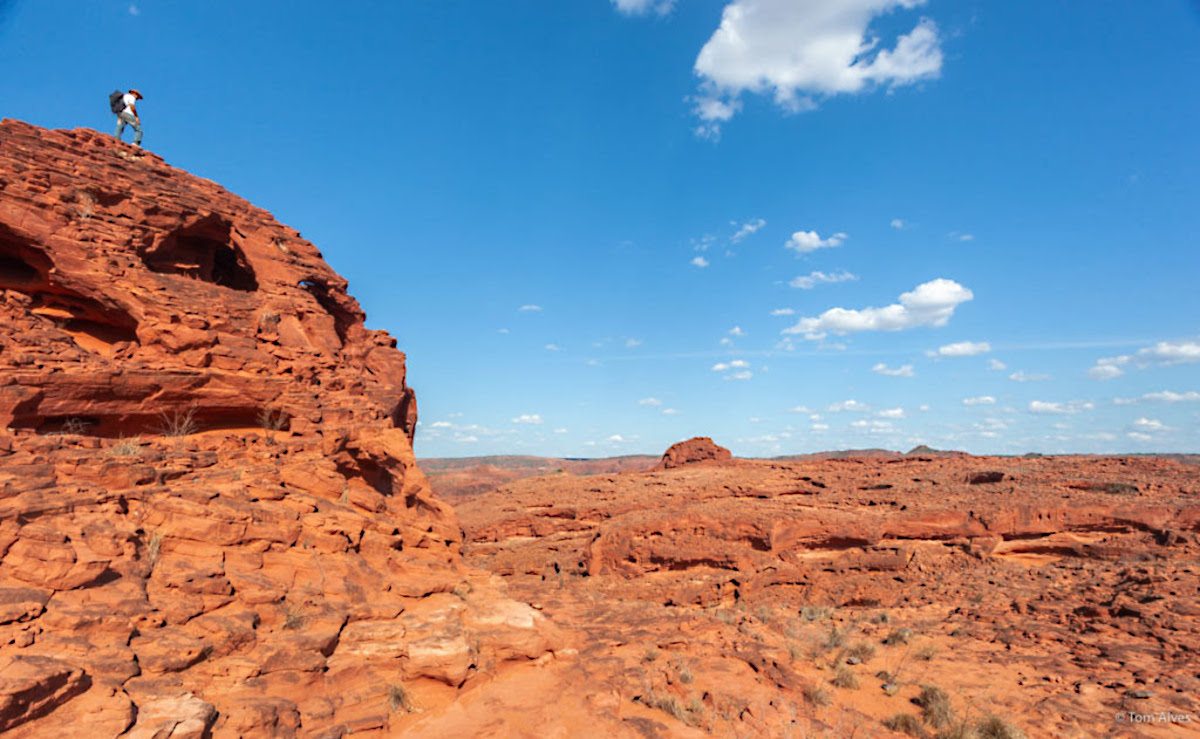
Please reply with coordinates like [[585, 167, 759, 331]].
[[658, 436, 732, 470]]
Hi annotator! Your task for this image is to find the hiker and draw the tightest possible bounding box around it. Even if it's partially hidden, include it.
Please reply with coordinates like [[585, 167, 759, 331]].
[[112, 89, 144, 147]]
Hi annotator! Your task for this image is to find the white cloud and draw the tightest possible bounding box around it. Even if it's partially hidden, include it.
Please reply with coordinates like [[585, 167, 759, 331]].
[[789, 270, 858, 289], [712, 362, 730, 371], [1132, 417, 1168, 432], [1138, 390, 1200, 403], [519, 304, 542, 312], [1127, 431, 1153, 442], [429, 421, 454, 429], [872, 363, 914, 377], [1009, 370, 1051, 382], [638, 397, 663, 407], [554, 428, 569, 434], [607, 434, 626, 442], [726, 370, 754, 381], [455, 436, 478, 443], [512, 414, 544, 424], [1087, 363, 1125, 381], [128, 4, 141, 16], [828, 399, 870, 412], [611, 0, 676, 16], [731, 218, 766, 242], [812, 423, 830, 431], [1029, 400, 1094, 415], [950, 232, 975, 242], [785, 230, 846, 254], [878, 408, 905, 419], [692, 256, 710, 268], [691, 0, 942, 136], [788, 405, 811, 413], [545, 344, 560, 351], [730, 359, 750, 368], [782, 278, 973, 339], [931, 341, 991, 357], [497, 328, 510, 334], [988, 358, 1008, 371], [890, 218, 906, 229], [962, 396, 996, 406], [719, 337, 733, 346], [1138, 340, 1200, 364], [662, 408, 681, 416], [771, 308, 795, 316], [729, 326, 746, 336], [626, 338, 644, 348], [1092, 340, 1200, 378], [852, 419, 898, 434]]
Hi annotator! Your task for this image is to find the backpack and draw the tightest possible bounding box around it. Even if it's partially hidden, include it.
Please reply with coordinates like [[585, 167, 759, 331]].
[[109, 90, 126, 114]]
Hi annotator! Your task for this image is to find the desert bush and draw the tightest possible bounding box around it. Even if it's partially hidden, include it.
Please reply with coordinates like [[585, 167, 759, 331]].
[[388, 684, 415, 713], [917, 685, 954, 729], [832, 665, 859, 690], [975, 715, 1025, 739], [258, 406, 287, 432], [158, 406, 197, 437], [916, 645, 939, 661], [144, 529, 164, 567], [676, 661, 693, 685], [884, 628, 914, 646], [823, 624, 847, 650], [846, 641, 876, 662], [643, 647, 660, 662], [803, 684, 831, 708], [801, 605, 834, 622], [109, 435, 142, 455], [883, 713, 927, 737]]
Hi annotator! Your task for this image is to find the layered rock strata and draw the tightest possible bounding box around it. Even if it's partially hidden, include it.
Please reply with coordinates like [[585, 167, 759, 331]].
[[0, 120, 558, 736]]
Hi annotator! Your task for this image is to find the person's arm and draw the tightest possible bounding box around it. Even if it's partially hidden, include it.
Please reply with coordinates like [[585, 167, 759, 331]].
[[131, 103, 139, 123]]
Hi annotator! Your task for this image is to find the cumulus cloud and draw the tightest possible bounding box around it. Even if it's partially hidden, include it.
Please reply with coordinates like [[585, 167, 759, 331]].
[[1132, 417, 1169, 432], [429, 421, 453, 429], [512, 414, 544, 424], [712, 360, 750, 371], [790, 270, 858, 289], [1091, 339, 1200, 379], [729, 326, 746, 336], [962, 396, 996, 406], [731, 218, 766, 242], [611, 0, 676, 16], [1114, 390, 1200, 405], [1009, 370, 1051, 382], [878, 408, 905, 419], [691, 0, 942, 136], [828, 399, 870, 412], [872, 363, 914, 377], [782, 278, 973, 339], [691, 256, 710, 268], [1029, 400, 1094, 415], [726, 370, 754, 381], [930, 341, 991, 357], [785, 230, 846, 254], [891, 218, 906, 229], [518, 304, 542, 312], [638, 397, 663, 407], [626, 338, 643, 348], [662, 408, 681, 416], [771, 308, 795, 316], [987, 358, 1008, 371]]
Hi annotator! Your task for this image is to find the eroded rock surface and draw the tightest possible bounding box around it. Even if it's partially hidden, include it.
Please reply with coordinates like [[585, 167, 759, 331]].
[[459, 453, 1200, 738], [0, 120, 564, 736], [658, 436, 732, 470]]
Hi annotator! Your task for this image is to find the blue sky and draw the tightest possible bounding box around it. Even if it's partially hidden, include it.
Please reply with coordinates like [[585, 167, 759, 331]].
[[4, 1, 1199, 458]]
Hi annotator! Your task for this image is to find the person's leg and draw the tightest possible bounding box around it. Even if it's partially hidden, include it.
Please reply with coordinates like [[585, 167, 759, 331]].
[[114, 115, 127, 140], [131, 118, 143, 146]]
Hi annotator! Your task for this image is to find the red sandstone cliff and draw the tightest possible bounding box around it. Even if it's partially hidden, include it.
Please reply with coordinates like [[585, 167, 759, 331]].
[[0, 120, 560, 736]]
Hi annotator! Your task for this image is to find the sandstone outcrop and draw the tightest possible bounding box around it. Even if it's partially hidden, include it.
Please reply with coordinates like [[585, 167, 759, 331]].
[[657, 436, 732, 470], [459, 453, 1200, 737], [0, 120, 562, 735]]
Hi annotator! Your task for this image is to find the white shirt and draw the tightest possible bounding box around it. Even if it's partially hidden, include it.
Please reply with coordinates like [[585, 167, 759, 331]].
[[122, 93, 137, 116]]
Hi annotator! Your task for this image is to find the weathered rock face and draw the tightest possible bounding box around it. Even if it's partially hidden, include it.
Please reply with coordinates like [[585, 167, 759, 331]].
[[458, 454, 1200, 737], [0, 120, 559, 736], [657, 436, 731, 470]]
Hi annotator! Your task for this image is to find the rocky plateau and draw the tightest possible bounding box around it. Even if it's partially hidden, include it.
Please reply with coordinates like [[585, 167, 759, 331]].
[[1, 119, 1197, 738]]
